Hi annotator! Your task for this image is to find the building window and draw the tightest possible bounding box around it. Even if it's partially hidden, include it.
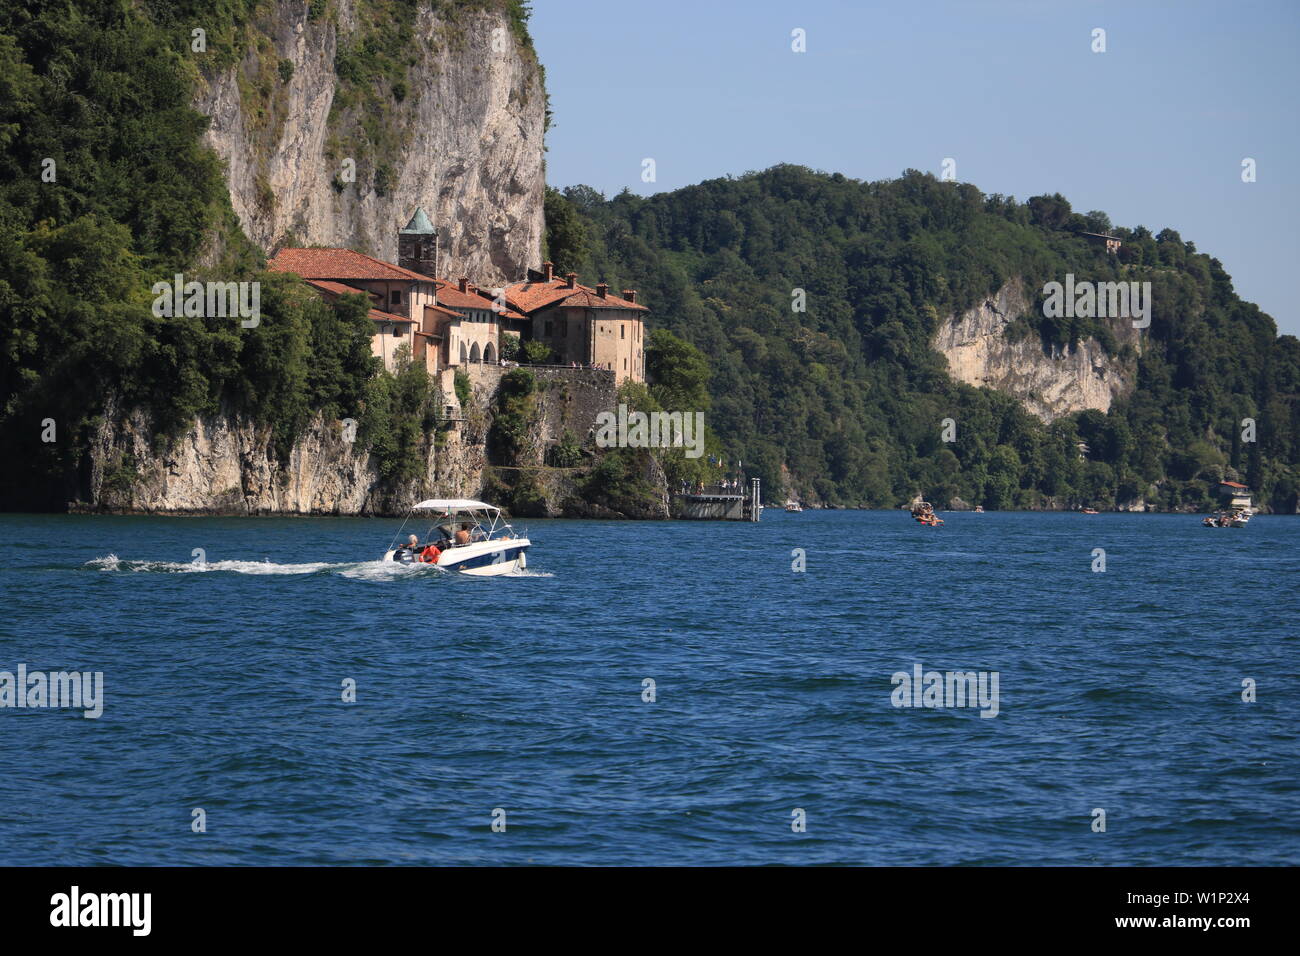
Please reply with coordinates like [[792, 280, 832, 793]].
[[391, 290, 402, 305], [620, 324, 625, 339], [392, 325, 401, 338], [624, 358, 628, 370]]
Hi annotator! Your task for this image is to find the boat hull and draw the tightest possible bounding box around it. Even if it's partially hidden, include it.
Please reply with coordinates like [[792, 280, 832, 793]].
[[384, 538, 530, 575]]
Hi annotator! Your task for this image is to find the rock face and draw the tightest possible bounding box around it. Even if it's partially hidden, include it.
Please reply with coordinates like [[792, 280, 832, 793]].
[[194, 0, 545, 285], [77, 366, 650, 517], [932, 279, 1140, 422], [82, 398, 400, 515]]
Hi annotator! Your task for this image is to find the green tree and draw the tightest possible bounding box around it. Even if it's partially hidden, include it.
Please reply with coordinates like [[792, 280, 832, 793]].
[[543, 186, 589, 275]]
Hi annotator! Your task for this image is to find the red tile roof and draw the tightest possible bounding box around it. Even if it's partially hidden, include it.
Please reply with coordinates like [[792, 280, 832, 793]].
[[431, 280, 526, 320], [302, 279, 421, 324], [369, 308, 414, 325], [270, 247, 432, 283], [305, 279, 378, 301], [424, 302, 466, 320], [501, 278, 649, 314], [304, 277, 462, 321], [551, 288, 643, 310], [432, 280, 495, 312]]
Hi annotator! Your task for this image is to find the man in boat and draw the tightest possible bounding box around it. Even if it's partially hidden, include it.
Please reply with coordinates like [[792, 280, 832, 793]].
[[454, 523, 472, 546], [396, 533, 421, 557]]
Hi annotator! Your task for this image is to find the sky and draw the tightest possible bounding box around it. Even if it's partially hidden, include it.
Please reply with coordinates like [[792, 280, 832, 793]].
[[530, 0, 1300, 337]]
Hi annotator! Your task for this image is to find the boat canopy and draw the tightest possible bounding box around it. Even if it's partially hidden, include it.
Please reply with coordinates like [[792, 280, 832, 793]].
[[416, 502, 501, 515], [412, 498, 500, 512]]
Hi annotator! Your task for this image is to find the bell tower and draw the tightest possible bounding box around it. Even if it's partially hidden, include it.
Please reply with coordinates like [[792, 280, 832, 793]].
[[398, 207, 438, 278]]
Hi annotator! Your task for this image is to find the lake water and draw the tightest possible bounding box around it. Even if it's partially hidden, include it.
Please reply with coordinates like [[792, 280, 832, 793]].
[[0, 510, 1296, 865]]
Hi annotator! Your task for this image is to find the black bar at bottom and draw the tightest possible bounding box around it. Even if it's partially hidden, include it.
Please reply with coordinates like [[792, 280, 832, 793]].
[[0, 865, 1276, 941]]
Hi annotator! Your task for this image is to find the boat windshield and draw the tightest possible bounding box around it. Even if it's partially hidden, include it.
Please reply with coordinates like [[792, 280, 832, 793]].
[[425, 508, 511, 545]]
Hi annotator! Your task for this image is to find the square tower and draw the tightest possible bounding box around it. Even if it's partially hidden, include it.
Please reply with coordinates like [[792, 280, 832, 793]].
[[398, 207, 438, 279]]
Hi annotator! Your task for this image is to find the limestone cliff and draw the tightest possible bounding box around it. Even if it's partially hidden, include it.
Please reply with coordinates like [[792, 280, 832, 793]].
[[932, 279, 1140, 422], [77, 368, 665, 518], [84, 399, 397, 515], [194, 0, 545, 284]]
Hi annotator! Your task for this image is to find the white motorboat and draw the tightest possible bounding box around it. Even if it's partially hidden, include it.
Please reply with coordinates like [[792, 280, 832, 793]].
[[1203, 509, 1252, 528], [784, 500, 803, 513], [384, 499, 530, 575]]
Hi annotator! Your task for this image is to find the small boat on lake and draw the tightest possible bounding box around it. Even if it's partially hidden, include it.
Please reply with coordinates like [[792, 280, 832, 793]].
[[384, 499, 529, 575], [910, 501, 943, 526], [1210, 482, 1254, 527], [785, 500, 803, 513], [1203, 509, 1251, 528], [1081, 508, 1099, 514]]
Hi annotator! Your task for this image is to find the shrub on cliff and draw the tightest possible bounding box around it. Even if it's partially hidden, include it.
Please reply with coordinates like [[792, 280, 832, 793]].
[[359, 345, 438, 483], [520, 340, 554, 365], [487, 368, 537, 465], [582, 447, 659, 517]]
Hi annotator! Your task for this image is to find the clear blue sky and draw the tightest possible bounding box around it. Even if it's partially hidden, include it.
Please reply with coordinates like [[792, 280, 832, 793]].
[[531, 0, 1300, 337]]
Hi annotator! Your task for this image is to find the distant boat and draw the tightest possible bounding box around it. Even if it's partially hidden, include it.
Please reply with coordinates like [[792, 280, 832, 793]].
[[1204, 510, 1251, 528], [973, 506, 984, 513], [910, 501, 943, 526], [1081, 508, 1099, 515], [784, 500, 803, 513]]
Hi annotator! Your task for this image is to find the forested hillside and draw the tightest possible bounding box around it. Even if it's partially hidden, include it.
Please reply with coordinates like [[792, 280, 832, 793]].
[[545, 168, 1300, 511]]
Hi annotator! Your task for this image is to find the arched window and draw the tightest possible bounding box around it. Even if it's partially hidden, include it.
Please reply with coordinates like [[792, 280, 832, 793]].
[[483, 342, 496, 364], [470, 342, 481, 363], [459, 341, 467, 364]]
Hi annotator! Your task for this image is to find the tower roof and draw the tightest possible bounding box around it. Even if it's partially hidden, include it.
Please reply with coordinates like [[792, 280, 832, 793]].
[[400, 207, 436, 235]]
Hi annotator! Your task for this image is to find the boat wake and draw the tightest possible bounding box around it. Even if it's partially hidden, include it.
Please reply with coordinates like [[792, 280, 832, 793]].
[[88, 553, 324, 574]]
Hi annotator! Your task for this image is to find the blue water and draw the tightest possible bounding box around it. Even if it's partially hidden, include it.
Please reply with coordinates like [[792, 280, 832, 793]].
[[0, 510, 1296, 865]]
